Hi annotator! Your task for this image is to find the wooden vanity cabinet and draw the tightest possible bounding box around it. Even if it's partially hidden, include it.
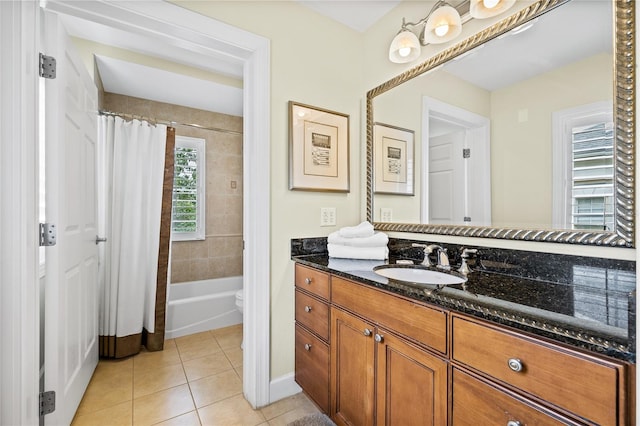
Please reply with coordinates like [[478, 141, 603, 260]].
[[330, 276, 448, 426], [293, 263, 633, 426]]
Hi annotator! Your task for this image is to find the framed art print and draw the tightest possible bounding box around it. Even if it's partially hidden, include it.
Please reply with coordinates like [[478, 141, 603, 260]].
[[289, 101, 350, 192], [373, 122, 414, 195]]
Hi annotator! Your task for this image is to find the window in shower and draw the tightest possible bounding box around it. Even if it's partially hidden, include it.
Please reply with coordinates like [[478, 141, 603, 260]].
[[171, 135, 206, 241]]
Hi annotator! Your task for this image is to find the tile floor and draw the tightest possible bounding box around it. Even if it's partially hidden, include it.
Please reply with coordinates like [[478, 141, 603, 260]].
[[71, 324, 321, 425]]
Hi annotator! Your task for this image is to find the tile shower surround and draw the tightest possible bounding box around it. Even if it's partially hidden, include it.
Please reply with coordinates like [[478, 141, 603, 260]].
[[291, 237, 636, 361], [102, 93, 243, 283]]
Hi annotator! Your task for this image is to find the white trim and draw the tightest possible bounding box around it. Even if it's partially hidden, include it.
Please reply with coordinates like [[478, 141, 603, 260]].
[[551, 101, 612, 229], [269, 373, 302, 404], [44, 0, 272, 410], [421, 97, 491, 226], [0, 2, 41, 425]]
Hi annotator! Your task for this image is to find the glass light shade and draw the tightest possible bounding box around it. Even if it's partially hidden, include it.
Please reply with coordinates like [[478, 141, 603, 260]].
[[470, 0, 516, 19], [388, 29, 421, 63], [423, 4, 462, 44]]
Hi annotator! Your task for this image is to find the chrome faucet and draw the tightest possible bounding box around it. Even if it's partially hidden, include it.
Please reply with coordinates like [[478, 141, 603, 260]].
[[411, 243, 450, 270]]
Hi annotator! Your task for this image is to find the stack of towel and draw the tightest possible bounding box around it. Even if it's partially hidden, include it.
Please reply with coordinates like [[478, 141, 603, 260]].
[[328, 221, 389, 260]]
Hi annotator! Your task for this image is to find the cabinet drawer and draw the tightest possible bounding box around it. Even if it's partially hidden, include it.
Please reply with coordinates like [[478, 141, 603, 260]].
[[332, 276, 447, 354], [452, 368, 580, 426], [295, 289, 329, 341], [452, 316, 624, 426], [295, 324, 330, 413], [295, 264, 330, 301]]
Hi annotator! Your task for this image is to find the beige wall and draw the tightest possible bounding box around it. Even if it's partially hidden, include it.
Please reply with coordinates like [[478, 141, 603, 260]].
[[101, 93, 244, 284]]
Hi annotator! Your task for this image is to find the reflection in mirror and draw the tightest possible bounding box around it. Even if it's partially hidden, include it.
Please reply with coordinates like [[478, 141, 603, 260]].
[[367, 0, 635, 247]]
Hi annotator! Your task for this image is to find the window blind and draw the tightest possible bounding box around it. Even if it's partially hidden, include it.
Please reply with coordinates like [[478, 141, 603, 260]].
[[571, 121, 614, 231]]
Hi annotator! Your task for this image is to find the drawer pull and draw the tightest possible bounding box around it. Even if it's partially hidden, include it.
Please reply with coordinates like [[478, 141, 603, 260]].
[[363, 328, 372, 336], [304, 343, 312, 351], [304, 277, 312, 285], [304, 305, 312, 313], [507, 358, 523, 372], [374, 333, 384, 343], [506, 421, 521, 426]]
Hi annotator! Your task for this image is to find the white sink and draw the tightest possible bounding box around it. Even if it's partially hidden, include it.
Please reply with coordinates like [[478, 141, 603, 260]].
[[373, 265, 467, 286]]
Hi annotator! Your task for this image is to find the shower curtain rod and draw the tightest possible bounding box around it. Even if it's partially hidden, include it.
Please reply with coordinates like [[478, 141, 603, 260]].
[[98, 109, 243, 136]]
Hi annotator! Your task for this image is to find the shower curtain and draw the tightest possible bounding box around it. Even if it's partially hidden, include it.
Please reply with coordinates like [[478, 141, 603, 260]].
[[97, 116, 174, 358]]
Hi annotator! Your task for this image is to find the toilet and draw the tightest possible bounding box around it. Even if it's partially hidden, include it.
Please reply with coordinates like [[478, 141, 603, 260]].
[[235, 289, 244, 349]]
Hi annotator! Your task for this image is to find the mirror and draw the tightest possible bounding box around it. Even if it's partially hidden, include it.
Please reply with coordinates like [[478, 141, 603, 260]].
[[367, 0, 635, 247]]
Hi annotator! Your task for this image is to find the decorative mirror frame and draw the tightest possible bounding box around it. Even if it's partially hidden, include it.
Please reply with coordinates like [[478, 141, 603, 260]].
[[366, 0, 635, 247]]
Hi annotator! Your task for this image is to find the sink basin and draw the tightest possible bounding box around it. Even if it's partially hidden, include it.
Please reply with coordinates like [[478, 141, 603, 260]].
[[373, 264, 467, 286]]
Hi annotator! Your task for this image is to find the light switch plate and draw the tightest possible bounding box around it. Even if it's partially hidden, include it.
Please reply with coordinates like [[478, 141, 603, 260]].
[[320, 207, 336, 227], [380, 208, 393, 222]]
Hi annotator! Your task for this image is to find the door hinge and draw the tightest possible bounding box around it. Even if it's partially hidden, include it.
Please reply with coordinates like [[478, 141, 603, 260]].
[[39, 223, 57, 246], [464, 216, 471, 222], [39, 391, 56, 416], [39, 53, 56, 79], [462, 148, 471, 159]]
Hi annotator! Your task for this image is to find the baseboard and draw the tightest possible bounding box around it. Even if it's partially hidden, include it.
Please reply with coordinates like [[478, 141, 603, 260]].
[[269, 372, 302, 404]]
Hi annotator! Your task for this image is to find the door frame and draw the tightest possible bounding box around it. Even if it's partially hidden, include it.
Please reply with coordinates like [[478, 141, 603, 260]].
[[421, 96, 491, 225], [0, 2, 41, 425], [0, 1, 271, 421]]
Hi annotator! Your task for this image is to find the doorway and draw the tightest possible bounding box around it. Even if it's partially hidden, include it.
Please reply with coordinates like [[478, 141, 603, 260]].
[[421, 96, 492, 226], [42, 0, 271, 410]]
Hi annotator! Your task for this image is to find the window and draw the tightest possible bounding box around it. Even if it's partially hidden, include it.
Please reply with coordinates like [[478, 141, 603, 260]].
[[552, 102, 614, 231], [172, 136, 205, 241]]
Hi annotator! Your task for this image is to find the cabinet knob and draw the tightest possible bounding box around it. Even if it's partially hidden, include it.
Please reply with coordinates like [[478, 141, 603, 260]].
[[506, 421, 521, 426], [304, 277, 312, 285], [304, 343, 312, 351], [374, 333, 384, 343], [507, 358, 523, 372], [304, 305, 312, 313], [363, 328, 372, 336]]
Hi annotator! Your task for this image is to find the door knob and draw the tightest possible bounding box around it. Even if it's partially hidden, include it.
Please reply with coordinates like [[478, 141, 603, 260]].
[[304, 305, 312, 313], [374, 333, 384, 343], [363, 328, 372, 336]]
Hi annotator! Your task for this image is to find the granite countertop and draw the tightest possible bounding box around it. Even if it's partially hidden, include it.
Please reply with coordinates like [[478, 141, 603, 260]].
[[291, 240, 636, 362]]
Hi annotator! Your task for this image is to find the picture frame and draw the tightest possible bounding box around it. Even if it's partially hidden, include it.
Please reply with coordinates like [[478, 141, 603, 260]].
[[373, 122, 414, 195], [289, 101, 350, 192]]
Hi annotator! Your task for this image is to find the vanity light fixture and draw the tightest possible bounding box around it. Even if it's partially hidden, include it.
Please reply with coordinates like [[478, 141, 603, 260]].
[[388, 0, 516, 64]]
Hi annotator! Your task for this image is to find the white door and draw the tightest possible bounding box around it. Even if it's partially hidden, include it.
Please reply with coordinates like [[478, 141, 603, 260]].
[[43, 10, 99, 425], [428, 131, 466, 224]]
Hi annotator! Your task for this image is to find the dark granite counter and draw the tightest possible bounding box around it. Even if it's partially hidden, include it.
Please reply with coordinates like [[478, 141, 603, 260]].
[[292, 237, 636, 362]]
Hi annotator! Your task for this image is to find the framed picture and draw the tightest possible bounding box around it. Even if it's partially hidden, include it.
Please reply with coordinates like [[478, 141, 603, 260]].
[[289, 101, 350, 192], [374, 122, 414, 195]]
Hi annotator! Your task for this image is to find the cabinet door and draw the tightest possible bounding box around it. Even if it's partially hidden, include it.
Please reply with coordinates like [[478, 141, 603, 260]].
[[331, 307, 376, 426], [376, 329, 448, 426]]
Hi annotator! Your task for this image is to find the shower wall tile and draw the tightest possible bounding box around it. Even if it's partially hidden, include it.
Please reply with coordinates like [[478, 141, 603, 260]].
[[103, 93, 243, 284]]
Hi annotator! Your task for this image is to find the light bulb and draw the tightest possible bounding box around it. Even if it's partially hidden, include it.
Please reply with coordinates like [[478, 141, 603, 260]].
[[398, 47, 411, 57], [483, 0, 500, 9], [434, 23, 450, 37]]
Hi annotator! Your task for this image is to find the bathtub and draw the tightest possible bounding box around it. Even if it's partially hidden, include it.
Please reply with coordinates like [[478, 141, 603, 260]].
[[165, 276, 243, 339]]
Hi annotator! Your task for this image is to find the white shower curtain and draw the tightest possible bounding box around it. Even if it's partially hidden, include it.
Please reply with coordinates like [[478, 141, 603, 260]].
[[97, 116, 167, 354]]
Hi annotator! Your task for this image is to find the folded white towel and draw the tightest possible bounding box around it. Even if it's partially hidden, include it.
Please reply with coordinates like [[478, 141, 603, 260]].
[[338, 221, 374, 238], [328, 231, 388, 248], [328, 243, 388, 260]]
